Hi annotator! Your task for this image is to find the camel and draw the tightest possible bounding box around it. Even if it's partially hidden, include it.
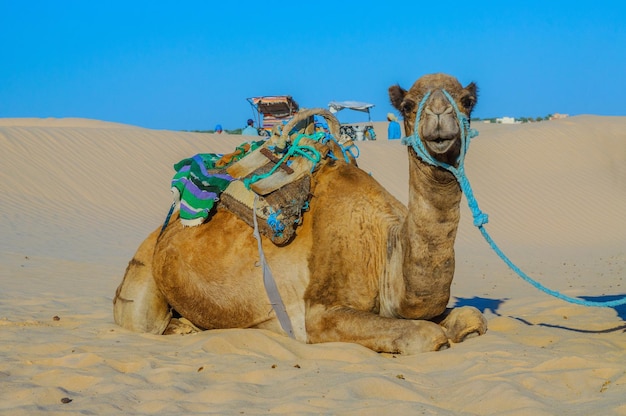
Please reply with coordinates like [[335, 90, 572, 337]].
[[113, 73, 488, 354]]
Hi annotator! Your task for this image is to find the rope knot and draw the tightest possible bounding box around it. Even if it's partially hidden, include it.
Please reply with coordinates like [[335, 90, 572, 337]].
[[473, 212, 489, 227]]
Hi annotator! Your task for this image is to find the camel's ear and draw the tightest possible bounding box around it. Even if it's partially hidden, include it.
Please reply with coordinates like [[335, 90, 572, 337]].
[[461, 82, 478, 113], [389, 84, 407, 111], [389, 84, 415, 116]]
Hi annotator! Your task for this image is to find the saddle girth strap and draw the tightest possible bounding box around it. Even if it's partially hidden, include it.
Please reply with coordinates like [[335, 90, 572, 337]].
[[252, 196, 295, 338]]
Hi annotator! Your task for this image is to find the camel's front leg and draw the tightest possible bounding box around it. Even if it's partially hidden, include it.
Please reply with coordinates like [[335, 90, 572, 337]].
[[305, 304, 450, 354], [436, 306, 487, 343]]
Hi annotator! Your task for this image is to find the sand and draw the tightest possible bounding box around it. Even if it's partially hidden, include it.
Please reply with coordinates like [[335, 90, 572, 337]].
[[1, 115, 625, 415]]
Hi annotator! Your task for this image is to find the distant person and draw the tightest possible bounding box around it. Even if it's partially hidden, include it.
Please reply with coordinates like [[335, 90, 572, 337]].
[[387, 113, 401, 140], [242, 119, 259, 136], [214, 124, 223, 134]]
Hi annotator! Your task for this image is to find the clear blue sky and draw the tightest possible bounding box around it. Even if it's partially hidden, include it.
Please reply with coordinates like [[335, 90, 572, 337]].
[[1, 1, 625, 131]]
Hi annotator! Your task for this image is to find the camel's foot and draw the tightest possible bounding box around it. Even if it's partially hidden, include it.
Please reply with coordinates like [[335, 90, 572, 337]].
[[438, 306, 487, 343], [163, 317, 202, 335], [394, 320, 451, 354]]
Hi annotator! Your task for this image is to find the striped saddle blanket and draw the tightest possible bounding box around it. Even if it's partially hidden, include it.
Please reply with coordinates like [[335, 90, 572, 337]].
[[169, 139, 312, 245], [170, 140, 264, 227]]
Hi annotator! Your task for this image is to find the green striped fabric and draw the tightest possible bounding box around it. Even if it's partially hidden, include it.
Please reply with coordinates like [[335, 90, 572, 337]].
[[171, 141, 264, 226]]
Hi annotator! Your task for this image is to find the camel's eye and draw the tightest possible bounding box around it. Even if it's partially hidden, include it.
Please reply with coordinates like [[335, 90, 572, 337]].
[[461, 95, 475, 110], [400, 99, 416, 115]]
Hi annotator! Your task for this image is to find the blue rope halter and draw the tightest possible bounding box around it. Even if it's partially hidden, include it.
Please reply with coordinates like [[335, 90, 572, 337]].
[[403, 89, 626, 308]]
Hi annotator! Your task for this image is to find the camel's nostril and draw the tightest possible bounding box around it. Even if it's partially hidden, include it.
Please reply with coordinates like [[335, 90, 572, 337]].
[[427, 90, 453, 116]]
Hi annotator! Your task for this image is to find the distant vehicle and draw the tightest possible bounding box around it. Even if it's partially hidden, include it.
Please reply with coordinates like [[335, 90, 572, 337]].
[[247, 96, 299, 137], [328, 101, 377, 141]]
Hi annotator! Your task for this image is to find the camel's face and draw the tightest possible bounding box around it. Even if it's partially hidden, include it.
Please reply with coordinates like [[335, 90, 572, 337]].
[[389, 73, 477, 166]]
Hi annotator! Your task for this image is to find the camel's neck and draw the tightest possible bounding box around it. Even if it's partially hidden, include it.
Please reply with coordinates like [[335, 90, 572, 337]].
[[399, 147, 462, 319]]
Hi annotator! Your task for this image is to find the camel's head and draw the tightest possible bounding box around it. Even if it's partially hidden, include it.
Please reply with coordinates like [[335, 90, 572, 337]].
[[389, 73, 477, 166]]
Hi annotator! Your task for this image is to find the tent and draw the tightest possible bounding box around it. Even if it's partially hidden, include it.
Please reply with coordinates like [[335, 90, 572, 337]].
[[327, 101, 377, 141]]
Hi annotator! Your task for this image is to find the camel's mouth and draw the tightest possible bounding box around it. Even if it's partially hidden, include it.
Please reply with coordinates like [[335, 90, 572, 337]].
[[419, 107, 461, 156], [425, 137, 457, 154]]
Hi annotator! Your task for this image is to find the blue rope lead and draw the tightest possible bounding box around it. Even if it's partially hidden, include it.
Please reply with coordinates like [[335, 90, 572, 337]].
[[404, 89, 626, 308], [460, 169, 626, 307], [477, 226, 626, 307]]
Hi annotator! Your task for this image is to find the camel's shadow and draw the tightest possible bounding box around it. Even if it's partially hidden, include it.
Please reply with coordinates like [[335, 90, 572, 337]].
[[580, 295, 626, 321], [453, 295, 626, 333], [453, 296, 508, 316], [514, 294, 626, 334]]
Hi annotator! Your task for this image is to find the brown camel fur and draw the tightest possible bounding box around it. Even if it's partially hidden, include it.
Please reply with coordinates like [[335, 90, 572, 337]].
[[113, 73, 487, 354]]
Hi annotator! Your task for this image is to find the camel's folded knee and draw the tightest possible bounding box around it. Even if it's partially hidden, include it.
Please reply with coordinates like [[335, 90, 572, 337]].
[[113, 257, 172, 334], [113, 230, 172, 334]]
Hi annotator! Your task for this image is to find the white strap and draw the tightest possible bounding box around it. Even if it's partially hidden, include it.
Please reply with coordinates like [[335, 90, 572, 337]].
[[252, 196, 295, 338]]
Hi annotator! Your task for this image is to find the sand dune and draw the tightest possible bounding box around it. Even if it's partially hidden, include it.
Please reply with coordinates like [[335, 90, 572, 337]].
[[1, 116, 625, 415]]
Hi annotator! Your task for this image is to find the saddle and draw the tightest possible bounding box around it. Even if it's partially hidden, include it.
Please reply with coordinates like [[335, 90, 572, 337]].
[[170, 108, 358, 245]]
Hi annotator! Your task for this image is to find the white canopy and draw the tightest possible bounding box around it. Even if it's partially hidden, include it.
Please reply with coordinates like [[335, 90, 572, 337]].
[[328, 101, 375, 114]]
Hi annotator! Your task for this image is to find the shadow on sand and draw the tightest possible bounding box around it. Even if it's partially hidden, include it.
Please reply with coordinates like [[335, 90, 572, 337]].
[[512, 294, 626, 334], [453, 295, 626, 333], [453, 296, 508, 316]]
